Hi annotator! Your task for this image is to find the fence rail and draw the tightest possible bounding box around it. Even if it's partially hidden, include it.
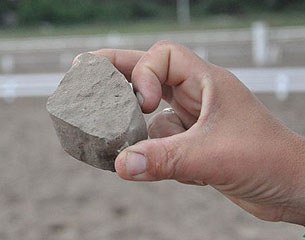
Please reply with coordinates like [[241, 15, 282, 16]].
[[0, 68, 304, 102], [1, 24, 305, 73], [1, 25, 305, 53]]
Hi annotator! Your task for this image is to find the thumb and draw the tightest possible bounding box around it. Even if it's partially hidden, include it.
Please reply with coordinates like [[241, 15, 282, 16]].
[[114, 131, 193, 181]]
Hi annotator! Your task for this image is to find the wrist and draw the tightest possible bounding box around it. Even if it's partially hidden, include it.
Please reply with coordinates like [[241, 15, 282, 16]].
[[281, 133, 305, 225]]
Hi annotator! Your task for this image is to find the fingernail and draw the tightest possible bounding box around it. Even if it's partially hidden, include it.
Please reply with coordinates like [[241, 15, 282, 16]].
[[136, 92, 144, 106], [126, 152, 147, 176], [72, 56, 80, 66], [163, 108, 174, 114]]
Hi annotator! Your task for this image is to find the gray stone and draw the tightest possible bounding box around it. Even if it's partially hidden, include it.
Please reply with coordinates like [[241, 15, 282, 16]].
[[46, 53, 147, 172]]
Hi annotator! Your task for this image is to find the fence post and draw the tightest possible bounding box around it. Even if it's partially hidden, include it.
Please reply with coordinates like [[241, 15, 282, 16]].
[[177, 0, 191, 26], [252, 21, 269, 66], [1, 79, 17, 103], [1, 54, 15, 73], [275, 73, 290, 101]]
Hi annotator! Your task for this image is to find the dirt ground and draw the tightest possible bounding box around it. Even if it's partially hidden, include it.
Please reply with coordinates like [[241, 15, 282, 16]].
[[0, 93, 304, 240]]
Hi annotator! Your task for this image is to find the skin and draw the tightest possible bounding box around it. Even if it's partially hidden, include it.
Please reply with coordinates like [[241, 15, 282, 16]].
[[81, 41, 305, 225]]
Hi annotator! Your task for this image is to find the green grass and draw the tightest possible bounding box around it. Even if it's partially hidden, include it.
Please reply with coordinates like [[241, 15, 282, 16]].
[[0, 12, 305, 39]]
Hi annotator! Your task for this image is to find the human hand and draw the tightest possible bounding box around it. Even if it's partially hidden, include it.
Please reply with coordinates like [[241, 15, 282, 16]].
[[90, 41, 305, 225]]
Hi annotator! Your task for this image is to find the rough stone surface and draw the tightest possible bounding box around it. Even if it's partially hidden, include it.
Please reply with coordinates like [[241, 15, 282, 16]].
[[46, 53, 147, 171]]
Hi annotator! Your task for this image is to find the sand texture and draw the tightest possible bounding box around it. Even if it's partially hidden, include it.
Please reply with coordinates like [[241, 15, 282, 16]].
[[0, 94, 304, 239]]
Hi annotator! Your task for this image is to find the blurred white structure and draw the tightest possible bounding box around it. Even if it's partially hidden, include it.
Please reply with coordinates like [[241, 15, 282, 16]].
[[0, 68, 304, 102], [252, 22, 269, 66], [275, 73, 290, 101], [0, 24, 304, 102], [0, 73, 63, 99], [1, 54, 15, 73], [1, 24, 305, 73], [177, 0, 191, 26]]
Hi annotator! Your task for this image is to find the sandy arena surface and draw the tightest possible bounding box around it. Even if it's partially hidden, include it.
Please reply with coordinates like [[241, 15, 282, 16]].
[[0, 93, 304, 240]]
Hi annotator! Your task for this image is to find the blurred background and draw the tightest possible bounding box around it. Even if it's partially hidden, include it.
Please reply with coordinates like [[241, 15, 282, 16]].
[[0, 0, 305, 239]]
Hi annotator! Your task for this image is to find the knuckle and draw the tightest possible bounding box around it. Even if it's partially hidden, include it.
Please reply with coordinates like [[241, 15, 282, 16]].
[[152, 40, 179, 52], [154, 39, 173, 47]]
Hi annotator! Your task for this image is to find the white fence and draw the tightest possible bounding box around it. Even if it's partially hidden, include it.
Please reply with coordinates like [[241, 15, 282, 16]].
[[1, 24, 305, 73], [1, 25, 305, 53], [0, 68, 304, 102]]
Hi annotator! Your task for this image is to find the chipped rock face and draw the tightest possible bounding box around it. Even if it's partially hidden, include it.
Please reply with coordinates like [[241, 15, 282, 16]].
[[46, 53, 147, 171]]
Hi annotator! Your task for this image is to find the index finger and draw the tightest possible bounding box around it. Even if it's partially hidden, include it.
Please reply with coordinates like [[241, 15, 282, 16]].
[[90, 49, 145, 81], [131, 41, 206, 114]]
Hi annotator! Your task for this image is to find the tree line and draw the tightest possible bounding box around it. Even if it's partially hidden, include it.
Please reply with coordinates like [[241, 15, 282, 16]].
[[1, 0, 304, 26]]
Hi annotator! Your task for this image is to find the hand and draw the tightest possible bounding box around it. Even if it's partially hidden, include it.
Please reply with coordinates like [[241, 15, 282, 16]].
[[90, 41, 305, 225]]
